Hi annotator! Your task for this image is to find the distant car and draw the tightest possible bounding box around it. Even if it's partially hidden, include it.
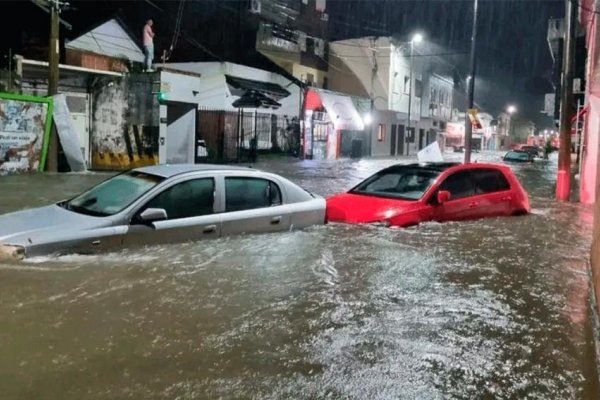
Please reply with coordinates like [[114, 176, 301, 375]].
[[503, 150, 534, 163], [516, 145, 541, 158], [326, 162, 530, 228], [0, 165, 326, 261]]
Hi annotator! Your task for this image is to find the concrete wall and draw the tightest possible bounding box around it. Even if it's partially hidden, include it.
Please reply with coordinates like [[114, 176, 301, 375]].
[[329, 37, 391, 110], [91, 73, 159, 169]]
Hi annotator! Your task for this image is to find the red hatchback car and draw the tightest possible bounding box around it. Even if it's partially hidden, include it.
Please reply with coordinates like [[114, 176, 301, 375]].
[[326, 162, 530, 227]]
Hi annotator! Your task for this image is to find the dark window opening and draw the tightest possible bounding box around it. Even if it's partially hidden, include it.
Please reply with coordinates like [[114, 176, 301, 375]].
[[471, 169, 510, 194], [438, 171, 476, 200], [144, 178, 215, 220], [225, 177, 282, 212]]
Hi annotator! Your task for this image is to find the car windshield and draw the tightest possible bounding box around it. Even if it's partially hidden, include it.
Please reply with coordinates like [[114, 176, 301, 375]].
[[505, 151, 531, 161], [350, 168, 440, 200], [63, 171, 164, 216]]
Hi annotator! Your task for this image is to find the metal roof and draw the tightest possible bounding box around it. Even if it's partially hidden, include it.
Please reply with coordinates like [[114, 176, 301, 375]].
[[225, 75, 291, 99], [134, 164, 253, 178], [65, 19, 145, 63], [389, 162, 461, 171]]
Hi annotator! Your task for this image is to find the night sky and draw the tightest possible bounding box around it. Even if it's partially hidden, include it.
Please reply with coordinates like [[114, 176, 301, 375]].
[[3, 0, 566, 125]]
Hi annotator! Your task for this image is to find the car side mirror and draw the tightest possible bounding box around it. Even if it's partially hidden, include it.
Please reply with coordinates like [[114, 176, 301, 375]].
[[138, 208, 168, 223], [437, 190, 451, 205]]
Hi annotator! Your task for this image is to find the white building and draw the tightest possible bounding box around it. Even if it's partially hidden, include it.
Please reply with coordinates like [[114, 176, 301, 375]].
[[328, 37, 454, 157]]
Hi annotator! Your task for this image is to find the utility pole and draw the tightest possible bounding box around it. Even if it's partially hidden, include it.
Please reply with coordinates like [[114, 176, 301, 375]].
[[48, 0, 59, 96], [464, 0, 478, 163], [47, 0, 63, 172], [556, 0, 577, 201], [407, 39, 414, 156], [369, 37, 378, 154]]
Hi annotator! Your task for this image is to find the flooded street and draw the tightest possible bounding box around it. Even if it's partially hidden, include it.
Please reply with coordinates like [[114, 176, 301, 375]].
[[0, 152, 598, 399]]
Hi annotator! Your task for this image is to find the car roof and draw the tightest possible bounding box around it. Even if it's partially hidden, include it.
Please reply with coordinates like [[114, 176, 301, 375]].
[[133, 164, 253, 178], [386, 162, 461, 172]]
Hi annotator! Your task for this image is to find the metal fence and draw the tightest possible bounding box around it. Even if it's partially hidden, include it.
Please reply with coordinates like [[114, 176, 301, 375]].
[[196, 109, 300, 163]]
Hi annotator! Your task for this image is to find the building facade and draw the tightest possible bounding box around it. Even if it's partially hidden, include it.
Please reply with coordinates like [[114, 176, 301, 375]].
[[328, 37, 454, 157]]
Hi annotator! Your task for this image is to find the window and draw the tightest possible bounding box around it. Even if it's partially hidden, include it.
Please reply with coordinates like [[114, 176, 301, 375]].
[[438, 171, 476, 200], [314, 123, 328, 141], [415, 79, 423, 98], [65, 171, 164, 216], [471, 169, 510, 194], [377, 124, 386, 141], [225, 178, 282, 212], [403, 76, 410, 94], [144, 178, 215, 220], [351, 167, 440, 201]]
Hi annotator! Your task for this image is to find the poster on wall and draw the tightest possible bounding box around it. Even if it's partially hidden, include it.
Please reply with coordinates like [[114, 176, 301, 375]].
[[0, 94, 52, 173]]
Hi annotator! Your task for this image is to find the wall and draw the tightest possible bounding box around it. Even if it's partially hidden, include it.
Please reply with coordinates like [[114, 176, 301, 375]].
[[65, 49, 129, 73], [292, 64, 328, 88], [424, 74, 453, 121], [91, 73, 159, 170], [329, 37, 390, 110]]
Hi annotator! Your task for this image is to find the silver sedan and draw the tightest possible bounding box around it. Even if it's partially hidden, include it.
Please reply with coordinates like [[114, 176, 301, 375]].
[[0, 165, 326, 260]]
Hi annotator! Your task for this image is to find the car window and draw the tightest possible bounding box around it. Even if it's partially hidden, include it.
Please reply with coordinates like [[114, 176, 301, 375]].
[[225, 177, 282, 212], [144, 178, 215, 220], [471, 169, 510, 194], [65, 171, 164, 216], [438, 171, 476, 200], [350, 168, 439, 200]]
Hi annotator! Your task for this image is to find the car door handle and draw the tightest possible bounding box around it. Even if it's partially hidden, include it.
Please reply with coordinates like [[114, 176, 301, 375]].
[[271, 216, 282, 225], [501, 196, 512, 201], [468, 202, 478, 208], [203, 225, 217, 234]]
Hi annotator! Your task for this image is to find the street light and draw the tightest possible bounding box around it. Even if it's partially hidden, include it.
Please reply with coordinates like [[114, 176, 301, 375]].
[[406, 32, 423, 156], [506, 104, 517, 137]]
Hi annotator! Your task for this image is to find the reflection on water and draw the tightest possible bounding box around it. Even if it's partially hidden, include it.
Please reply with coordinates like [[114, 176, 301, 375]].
[[0, 152, 597, 399]]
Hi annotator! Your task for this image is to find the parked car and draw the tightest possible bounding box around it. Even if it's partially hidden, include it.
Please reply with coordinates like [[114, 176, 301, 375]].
[[326, 162, 530, 228], [0, 165, 326, 261], [503, 150, 535, 163]]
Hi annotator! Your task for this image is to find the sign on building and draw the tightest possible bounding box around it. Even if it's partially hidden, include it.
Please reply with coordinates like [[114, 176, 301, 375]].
[[0, 93, 53, 173]]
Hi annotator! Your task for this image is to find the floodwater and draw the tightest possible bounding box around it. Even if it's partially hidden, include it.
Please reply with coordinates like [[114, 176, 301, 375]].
[[0, 152, 598, 399]]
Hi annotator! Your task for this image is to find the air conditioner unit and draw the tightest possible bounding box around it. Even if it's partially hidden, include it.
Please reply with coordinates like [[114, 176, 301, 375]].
[[321, 13, 329, 22], [249, 0, 261, 14]]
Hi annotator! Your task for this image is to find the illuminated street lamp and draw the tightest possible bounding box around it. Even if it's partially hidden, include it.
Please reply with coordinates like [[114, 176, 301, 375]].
[[506, 104, 517, 136]]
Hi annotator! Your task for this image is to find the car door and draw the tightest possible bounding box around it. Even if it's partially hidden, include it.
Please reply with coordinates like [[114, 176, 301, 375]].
[[470, 168, 513, 217], [430, 170, 479, 222], [123, 177, 221, 246], [220, 176, 291, 236]]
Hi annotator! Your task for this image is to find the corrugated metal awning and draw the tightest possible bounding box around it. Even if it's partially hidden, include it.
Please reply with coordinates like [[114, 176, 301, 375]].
[[225, 75, 291, 99]]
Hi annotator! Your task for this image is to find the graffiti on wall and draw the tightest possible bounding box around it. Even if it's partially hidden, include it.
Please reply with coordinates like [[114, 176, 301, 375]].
[[91, 76, 159, 170], [0, 97, 50, 173]]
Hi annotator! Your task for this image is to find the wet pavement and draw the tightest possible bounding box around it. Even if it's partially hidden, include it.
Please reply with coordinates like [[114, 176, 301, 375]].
[[0, 152, 598, 399]]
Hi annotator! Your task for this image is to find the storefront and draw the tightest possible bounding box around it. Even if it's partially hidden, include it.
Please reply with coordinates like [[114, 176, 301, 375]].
[[302, 89, 365, 160]]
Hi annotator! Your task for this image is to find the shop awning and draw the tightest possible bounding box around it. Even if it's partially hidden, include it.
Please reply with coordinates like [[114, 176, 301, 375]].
[[232, 90, 281, 109], [225, 75, 291, 100], [317, 90, 365, 131]]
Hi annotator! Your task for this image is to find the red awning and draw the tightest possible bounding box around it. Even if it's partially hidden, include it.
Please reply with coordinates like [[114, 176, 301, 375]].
[[571, 106, 588, 123]]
